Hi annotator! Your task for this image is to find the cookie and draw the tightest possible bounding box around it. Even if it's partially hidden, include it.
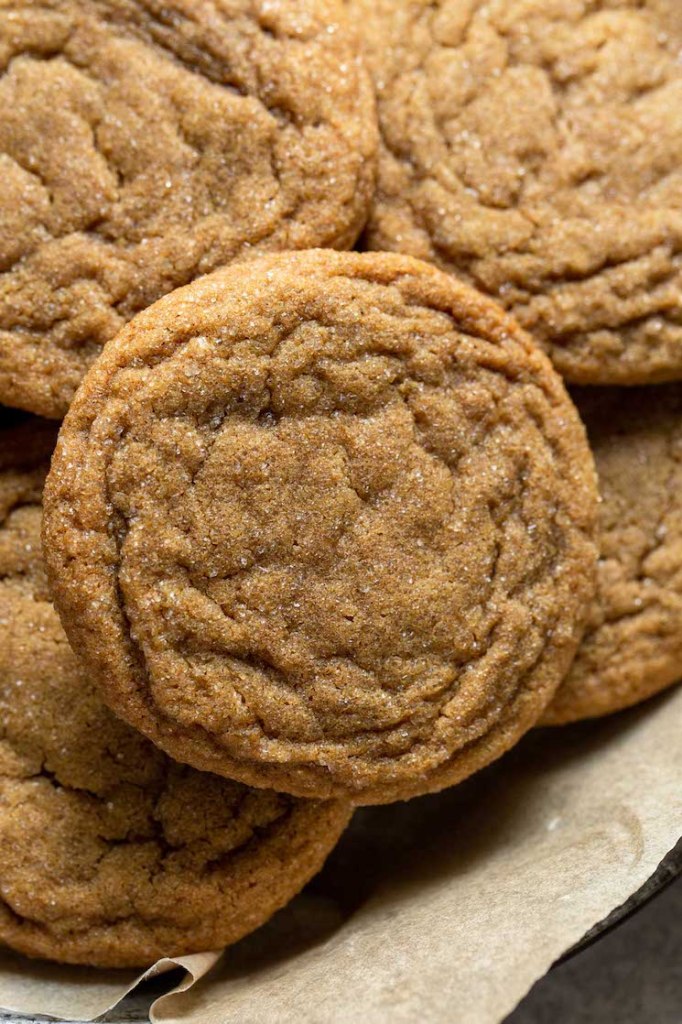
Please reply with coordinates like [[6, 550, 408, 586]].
[[43, 249, 599, 805], [0, 415, 349, 968], [0, 0, 377, 419], [351, 0, 682, 385], [543, 385, 682, 725]]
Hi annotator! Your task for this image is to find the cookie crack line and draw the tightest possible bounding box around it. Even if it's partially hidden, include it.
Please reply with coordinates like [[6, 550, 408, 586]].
[[89, 0, 331, 105], [104, 293, 571, 746]]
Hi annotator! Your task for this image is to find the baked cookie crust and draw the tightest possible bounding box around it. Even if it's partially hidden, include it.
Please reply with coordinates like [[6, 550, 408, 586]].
[[44, 250, 599, 804], [352, 0, 682, 385], [0, 0, 377, 417]]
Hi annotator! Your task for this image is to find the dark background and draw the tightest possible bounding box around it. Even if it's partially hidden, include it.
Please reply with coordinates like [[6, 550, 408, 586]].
[[509, 874, 682, 1024]]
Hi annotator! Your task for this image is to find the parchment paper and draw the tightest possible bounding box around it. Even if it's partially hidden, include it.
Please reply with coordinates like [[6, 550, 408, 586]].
[[1, 686, 680, 1023], [0, 952, 220, 1021]]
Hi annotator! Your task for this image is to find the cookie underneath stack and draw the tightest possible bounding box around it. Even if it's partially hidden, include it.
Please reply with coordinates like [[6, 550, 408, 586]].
[[544, 385, 682, 724], [350, 0, 682, 385]]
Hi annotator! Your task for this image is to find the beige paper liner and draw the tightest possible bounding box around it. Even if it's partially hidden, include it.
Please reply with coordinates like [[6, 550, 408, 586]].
[[1, 686, 680, 1023], [0, 951, 220, 1021]]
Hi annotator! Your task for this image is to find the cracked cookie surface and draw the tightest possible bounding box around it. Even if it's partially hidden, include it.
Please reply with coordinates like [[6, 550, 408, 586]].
[[351, 0, 682, 385], [0, 412, 349, 968], [0, 0, 377, 418], [43, 250, 599, 804], [543, 385, 682, 724]]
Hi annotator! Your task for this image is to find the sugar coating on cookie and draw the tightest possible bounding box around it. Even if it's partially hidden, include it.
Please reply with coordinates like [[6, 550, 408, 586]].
[[544, 385, 682, 725], [0, 0, 377, 418], [351, 0, 682, 385], [44, 250, 599, 804], [0, 415, 349, 968]]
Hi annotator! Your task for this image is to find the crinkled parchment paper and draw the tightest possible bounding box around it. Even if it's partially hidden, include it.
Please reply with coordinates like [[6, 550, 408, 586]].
[[0, 953, 220, 1021], [1, 687, 680, 1023]]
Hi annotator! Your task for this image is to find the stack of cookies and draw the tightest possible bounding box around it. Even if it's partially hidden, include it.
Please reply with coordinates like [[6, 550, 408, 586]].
[[0, 0, 680, 971]]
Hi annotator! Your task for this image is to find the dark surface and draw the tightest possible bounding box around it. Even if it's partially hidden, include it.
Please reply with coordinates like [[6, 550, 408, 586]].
[[508, 871, 682, 1023], [568, 839, 682, 961]]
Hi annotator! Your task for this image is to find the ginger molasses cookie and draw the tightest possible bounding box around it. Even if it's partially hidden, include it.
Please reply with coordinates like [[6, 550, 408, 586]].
[[351, 0, 682, 385], [0, 0, 377, 419], [543, 385, 682, 725], [43, 250, 599, 805], [0, 416, 349, 968]]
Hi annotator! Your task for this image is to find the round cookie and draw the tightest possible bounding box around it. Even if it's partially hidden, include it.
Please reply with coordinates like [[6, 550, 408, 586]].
[[43, 249, 599, 805], [0, 0, 377, 419], [351, 0, 682, 385], [543, 385, 682, 725], [0, 415, 349, 968]]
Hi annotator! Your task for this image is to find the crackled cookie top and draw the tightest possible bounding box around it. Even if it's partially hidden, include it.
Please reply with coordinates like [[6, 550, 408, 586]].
[[544, 385, 682, 725], [0, 416, 348, 968], [44, 250, 598, 804], [0, 0, 376, 418], [352, 0, 682, 385]]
